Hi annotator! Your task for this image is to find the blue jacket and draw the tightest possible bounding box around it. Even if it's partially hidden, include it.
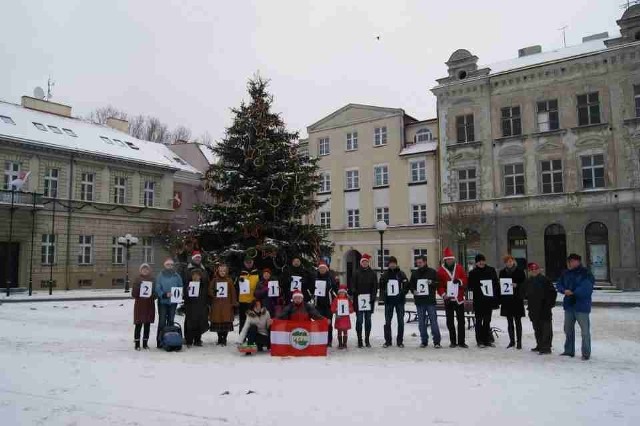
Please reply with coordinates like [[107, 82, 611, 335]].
[[155, 270, 184, 305], [556, 266, 594, 313]]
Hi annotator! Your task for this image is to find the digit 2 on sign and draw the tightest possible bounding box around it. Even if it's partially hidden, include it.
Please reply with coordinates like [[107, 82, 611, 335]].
[[290, 276, 302, 291], [357, 294, 371, 311], [416, 279, 429, 296], [216, 282, 228, 298], [139, 281, 152, 298], [500, 278, 514, 295]]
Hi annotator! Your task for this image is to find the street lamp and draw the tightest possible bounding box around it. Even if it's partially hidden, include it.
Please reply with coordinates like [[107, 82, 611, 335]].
[[375, 220, 388, 277], [117, 234, 139, 293]]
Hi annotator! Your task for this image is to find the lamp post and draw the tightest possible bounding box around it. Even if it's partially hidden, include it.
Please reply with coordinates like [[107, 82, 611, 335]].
[[117, 234, 138, 293], [375, 220, 388, 277]]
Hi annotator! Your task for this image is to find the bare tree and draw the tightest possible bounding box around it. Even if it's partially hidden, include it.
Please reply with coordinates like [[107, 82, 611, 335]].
[[88, 106, 127, 125], [196, 131, 214, 147], [170, 125, 192, 144], [440, 203, 486, 268], [128, 114, 146, 139]]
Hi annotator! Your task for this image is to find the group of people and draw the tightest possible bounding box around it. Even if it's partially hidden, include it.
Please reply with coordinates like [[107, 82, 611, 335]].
[[131, 247, 595, 360]]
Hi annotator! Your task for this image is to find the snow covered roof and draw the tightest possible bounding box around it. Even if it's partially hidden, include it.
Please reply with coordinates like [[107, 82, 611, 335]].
[[0, 100, 201, 174], [399, 141, 437, 156], [198, 143, 217, 165]]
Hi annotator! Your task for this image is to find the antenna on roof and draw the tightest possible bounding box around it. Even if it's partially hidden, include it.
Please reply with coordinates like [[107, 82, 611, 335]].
[[33, 86, 45, 100], [46, 77, 55, 101], [558, 25, 568, 48]]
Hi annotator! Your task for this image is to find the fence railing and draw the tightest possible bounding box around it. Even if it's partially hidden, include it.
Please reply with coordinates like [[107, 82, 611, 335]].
[[0, 189, 44, 207]]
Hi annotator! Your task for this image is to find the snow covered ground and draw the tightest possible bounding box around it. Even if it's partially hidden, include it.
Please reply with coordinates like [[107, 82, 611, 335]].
[[0, 301, 639, 426]]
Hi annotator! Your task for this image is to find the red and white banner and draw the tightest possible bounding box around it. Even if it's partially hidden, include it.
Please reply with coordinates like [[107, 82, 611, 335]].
[[270, 319, 328, 357]]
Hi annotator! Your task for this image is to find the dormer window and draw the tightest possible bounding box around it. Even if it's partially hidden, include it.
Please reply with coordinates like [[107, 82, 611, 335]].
[[415, 128, 433, 143]]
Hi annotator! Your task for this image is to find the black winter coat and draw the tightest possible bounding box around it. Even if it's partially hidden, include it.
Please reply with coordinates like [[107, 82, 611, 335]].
[[524, 274, 557, 321], [313, 271, 338, 313], [379, 267, 409, 303], [468, 265, 500, 313], [182, 279, 209, 333], [499, 266, 526, 318], [351, 267, 378, 310], [281, 266, 312, 302], [408, 267, 438, 305]]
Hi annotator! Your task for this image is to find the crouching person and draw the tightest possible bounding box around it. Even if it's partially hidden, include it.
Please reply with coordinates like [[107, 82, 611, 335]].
[[132, 263, 155, 350], [238, 299, 272, 354], [278, 289, 325, 321]]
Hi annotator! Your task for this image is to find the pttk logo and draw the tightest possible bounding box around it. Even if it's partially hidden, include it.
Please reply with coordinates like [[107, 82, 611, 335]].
[[290, 328, 310, 350]]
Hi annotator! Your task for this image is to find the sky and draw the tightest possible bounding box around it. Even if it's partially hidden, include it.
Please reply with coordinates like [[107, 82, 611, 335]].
[[0, 0, 628, 141]]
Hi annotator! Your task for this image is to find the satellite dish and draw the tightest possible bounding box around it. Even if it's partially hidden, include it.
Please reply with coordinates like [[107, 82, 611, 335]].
[[33, 86, 45, 100]]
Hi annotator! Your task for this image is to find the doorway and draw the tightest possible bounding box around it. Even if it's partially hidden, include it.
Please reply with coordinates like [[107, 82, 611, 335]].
[[544, 224, 567, 281], [0, 242, 20, 288], [507, 226, 528, 270], [344, 249, 361, 289], [585, 222, 609, 281]]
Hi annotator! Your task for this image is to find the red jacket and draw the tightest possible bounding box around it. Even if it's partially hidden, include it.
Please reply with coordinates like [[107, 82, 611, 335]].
[[437, 262, 468, 304]]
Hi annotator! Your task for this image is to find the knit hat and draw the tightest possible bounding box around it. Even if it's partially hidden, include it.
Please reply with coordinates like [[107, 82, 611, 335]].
[[262, 267, 272, 275], [338, 283, 348, 294], [443, 247, 455, 260], [567, 253, 582, 262], [527, 262, 540, 271], [318, 261, 328, 270], [191, 251, 202, 260], [475, 253, 486, 263], [139, 263, 151, 273], [360, 254, 372, 265], [388, 256, 398, 265], [244, 255, 254, 262], [292, 289, 304, 300]]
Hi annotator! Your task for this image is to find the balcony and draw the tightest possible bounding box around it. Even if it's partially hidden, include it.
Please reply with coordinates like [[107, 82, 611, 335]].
[[0, 189, 44, 209]]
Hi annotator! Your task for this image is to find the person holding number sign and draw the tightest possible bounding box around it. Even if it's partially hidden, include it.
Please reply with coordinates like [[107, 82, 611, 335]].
[[436, 248, 468, 348], [313, 261, 338, 347], [468, 254, 500, 348], [499, 255, 526, 349], [351, 254, 377, 348], [155, 258, 183, 349], [254, 268, 285, 319], [132, 263, 156, 351], [410, 255, 441, 349], [331, 284, 354, 349], [379, 256, 409, 348], [208, 263, 238, 346], [238, 256, 260, 331], [183, 269, 209, 347], [281, 256, 311, 303]]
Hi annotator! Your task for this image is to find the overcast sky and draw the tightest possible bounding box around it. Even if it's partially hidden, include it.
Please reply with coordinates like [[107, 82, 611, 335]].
[[0, 0, 627, 141]]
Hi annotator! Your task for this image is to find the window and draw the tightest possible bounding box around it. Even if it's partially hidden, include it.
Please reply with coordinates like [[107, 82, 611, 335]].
[[142, 237, 154, 264], [581, 154, 605, 189], [63, 128, 77, 137], [101, 136, 114, 145], [0, 115, 15, 125], [541, 160, 563, 194], [346, 132, 358, 151], [48, 125, 62, 134], [113, 176, 126, 204], [410, 160, 426, 183], [374, 126, 387, 146], [112, 237, 124, 265], [376, 207, 389, 225], [41, 234, 56, 265], [504, 163, 525, 196], [125, 141, 140, 150], [412, 204, 427, 224], [537, 100, 559, 132], [376, 249, 391, 269], [374, 165, 389, 187], [319, 137, 330, 156], [112, 278, 125, 288], [78, 279, 93, 288], [80, 173, 94, 202], [458, 168, 477, 200], [319, 172, 331, 193], [347, 209, 360, 228], [345, 169, 359, 190], [78, 235, 93, 265], [112, 139, 127, 148], [577, 92, 601, 126], [501, 106, 522, 137], [143, 181, 155, 207], [43, 168, 59, 198], [416, 128, 433, 143], [635, 85, 640, 118], [3, 161, 20, 190], [319, 211, 331, 228], [172, 156, 187, 165], [456, 114, 475, 143], [33, 122, 47, 131], [413, 249, 428, 267]]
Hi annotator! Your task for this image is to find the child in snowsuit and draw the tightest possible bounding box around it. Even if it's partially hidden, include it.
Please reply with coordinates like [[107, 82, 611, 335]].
[[331, 284, 354, 349]]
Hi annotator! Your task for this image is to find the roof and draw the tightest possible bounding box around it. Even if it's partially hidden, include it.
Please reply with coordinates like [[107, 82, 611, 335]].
[[399, 141, 437, 156], [0, 100, 200, 174], [307, 103, 410, 132], [197, 143, 217, 165]]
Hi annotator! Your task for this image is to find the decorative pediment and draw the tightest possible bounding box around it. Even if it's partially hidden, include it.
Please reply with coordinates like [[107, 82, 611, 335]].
[[575, 136, 605, 148], [448, 149, 480, 163], [536, 140, 563, 153], [307, 104, 404, 132], [498, 144, 525, 158]]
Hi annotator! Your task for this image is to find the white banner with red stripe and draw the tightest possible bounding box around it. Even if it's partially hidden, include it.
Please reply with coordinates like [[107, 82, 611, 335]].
[[270, 319, 328, 357]]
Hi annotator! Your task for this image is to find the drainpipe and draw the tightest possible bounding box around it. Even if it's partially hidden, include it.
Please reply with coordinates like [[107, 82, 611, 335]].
[[65, 154, 74, 290]]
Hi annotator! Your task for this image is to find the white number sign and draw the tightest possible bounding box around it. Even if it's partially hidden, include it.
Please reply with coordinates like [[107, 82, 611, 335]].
[[139, 281, 152, 298], [170, 286, 183, 304], [480, 280, 494, 297], [239, 278, 251, 295], [357, 294, 371, 311], [290, 276, 302, 291], [500, 278, 514, 295], [387, 279, 400, 296], [416, 279, 430, 296], [216, 282, 228, 298], [446, 281, 459, 298], [188, 281, 200, 298], [268, 281, 280, 297], [314, 280, 327, 297], [337, 299, 350, 316]]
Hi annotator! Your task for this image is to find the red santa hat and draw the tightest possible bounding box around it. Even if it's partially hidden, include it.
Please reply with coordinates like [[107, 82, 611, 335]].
[[360, 254, 372, 265], [262, 267, 272, 275], [318, 261, 328, 270], [291, 289, 304, 301], [442, 247, 455, 260], [338, 283, 348, 294], [527, 262, 540, 271], [191, 251, 202, 260]]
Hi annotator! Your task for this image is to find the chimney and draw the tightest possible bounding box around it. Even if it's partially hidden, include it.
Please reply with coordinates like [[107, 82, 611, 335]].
[[106, 117, 129, 133], [518, 45, 542, 57], [582, 32, 609, 43], [175, 139, 190, 145], [21, 96, 72, 117]]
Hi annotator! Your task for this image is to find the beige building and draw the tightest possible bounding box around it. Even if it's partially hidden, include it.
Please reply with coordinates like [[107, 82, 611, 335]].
[[303, 104, 439, 284], [432, 6, 640, 289], [0, 96, 202, 291]]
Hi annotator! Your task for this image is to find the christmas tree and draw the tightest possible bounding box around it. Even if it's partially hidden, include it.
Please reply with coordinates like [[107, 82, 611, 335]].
[[194, 76, 331, 271]]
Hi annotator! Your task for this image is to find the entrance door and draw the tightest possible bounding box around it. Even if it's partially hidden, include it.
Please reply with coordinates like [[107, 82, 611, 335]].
[[585, 222, 609, 281], [544, 224, 566, 281], [0, 242, 20, 288], [344, 250, 361, 289], [508, 226, 528, 270]]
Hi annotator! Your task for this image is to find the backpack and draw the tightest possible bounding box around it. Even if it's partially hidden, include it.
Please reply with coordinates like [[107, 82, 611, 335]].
[[162, 322, 183, 352]]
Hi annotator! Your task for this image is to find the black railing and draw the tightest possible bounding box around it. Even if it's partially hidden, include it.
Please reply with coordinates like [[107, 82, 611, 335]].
[[0, 189, 44, 207]]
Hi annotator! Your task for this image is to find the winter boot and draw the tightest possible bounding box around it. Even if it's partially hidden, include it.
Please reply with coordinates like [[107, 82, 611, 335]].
[[357, 332, 364, 348], [142, 340, 149, 350], [135, 340, 141, 351], [365, 332, 371, 348], [343, 336, 348, 349], [507, 341, 515, 348]]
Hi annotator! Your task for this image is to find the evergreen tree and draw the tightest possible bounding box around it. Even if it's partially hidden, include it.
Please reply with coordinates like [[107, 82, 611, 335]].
[[194, 76, 331, 271]]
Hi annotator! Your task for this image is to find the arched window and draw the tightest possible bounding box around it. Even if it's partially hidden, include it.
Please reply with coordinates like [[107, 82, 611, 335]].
[[544, 224, 567, 281], [507, 226, 527, 269], [415, 128, 433, 143], [585, 222, 609, 281]]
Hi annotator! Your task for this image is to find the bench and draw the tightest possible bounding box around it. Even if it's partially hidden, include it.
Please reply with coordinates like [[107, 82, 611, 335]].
[[405, 299, 476, 330]]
